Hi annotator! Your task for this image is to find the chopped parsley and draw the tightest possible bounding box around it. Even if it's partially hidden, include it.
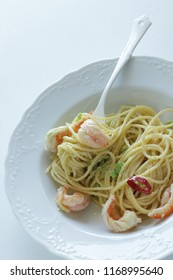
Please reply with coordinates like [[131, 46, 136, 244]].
[[96, 159, 106, 170], [95, 157, 109, 171], [110, 162, 124, 179]]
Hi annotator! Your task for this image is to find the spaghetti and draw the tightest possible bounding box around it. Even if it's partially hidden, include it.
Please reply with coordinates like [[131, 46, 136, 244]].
[[45, 105, 173, 232]]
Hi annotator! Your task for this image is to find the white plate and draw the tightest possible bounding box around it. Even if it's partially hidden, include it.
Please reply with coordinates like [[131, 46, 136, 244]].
[[5, 56, 173, 259]]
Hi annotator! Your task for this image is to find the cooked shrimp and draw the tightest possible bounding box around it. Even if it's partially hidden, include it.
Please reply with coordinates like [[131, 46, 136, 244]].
[[78, 119, 109, 148], [45, 126, 71, 153], [45, 114, 89, 152], [101, 195, 142, 232], [148, 184, 173, 219], [160, 187, 171, 206], [56, 186, 90, 213]]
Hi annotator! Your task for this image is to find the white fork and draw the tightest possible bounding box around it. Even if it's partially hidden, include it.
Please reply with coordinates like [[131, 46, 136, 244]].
[[93, 15, 152, 117]]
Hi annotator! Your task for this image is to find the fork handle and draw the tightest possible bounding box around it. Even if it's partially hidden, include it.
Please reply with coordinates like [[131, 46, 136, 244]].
[[93, 15, 152, 117]]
